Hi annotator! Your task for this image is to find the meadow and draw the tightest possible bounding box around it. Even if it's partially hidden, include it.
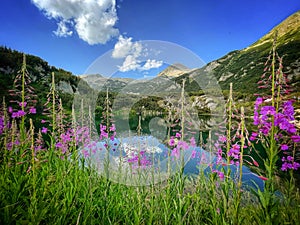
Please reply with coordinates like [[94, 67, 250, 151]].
[[0, 41, 300, 225]]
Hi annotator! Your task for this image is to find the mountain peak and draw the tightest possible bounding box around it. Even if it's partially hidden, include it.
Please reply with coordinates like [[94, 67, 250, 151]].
[[247, 10, 300, 50], [158, 63, 191, 77], [265, 10, 300, 39]]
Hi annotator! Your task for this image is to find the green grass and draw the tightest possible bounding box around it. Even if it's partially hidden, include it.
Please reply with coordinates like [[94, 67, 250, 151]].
[[1, 152, 300, 225]]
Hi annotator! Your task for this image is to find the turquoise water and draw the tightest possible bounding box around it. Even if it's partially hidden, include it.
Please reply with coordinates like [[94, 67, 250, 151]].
[[81, 135, 265, 190]]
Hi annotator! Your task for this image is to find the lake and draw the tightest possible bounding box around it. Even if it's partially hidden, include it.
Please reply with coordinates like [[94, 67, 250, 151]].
[[80, 134, 265, 190]]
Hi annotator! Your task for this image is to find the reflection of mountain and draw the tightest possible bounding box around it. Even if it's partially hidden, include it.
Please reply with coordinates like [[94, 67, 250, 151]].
[[83, 134, 265, 190]]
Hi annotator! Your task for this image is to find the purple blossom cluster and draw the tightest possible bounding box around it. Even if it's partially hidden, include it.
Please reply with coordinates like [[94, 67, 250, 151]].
[[99, 124, 116, 141], [169, 133, 196, 159], [252, 98, 297, 136], [251, 97, 300, 171], [214, 135, 227, 165], [0, 116, 4, 135], [12, 110, 26, 118], [0, 103, 47, 170], [281, 156, 300, 171], [212, 169, 225, 181], [215, 134, 245, 166], [228, 144, 240, 164], [55, 128, 74, 155], [53, 125, 108, 158], [127, 150, 152, 169], [8, 101, 37, 119]]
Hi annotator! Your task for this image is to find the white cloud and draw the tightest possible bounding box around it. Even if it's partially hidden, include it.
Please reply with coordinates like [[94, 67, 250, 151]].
[[112, 35, 142, 72], [141, 59, 163, 70], [119, 55, 141, 72], [118, 57, 163, 72], [54, 20, 73, 37], [112, 35, 142, 59], [112, 36, 163, 72], [31, 0, 119, 44]]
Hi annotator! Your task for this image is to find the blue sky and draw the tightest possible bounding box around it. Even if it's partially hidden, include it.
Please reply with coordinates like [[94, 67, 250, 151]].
[[1, 0, 300, 78]]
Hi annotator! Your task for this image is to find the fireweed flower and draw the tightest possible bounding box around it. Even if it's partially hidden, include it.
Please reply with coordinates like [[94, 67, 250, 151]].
[[35, 145, 42, 152], [127, 155, 139, 163], [109, 124, 116, 132], [253, 111, 260, 126], [99, 124, 108, 139], [218, 135, 227, 143], [41, 127, 48, 134], [253, 99, 297, 135], [171, 147, 180, 159], [212, 170, 225, 181], [55, 142, 63, 148], [18, 101, 27, 108], [29, 107, 36, 114], [250, 132, 258, 141], [255, 97, 263, 107], [55, 141, 69, 154], [291, 135, 300, 143], [60, 132, 72, 142], [260, 105, 276, 116], [228, 144, 240, 160], [12, 110, 26, 118], [275, 113, 296, 134], [110, 133, 116, 141], [191, 150, 196, 159], [0, 116, 4, 135], [139, 158, 151, 168], [218, 171, 225, 180], [177, 140, 189, 150], [281, 156, 300, 171], [283, 100, 295, 120], [169, 137, 175, 146], [127, 151, 151, 168], [280, 144, 289, 151], [189, 136, 196, 147], [175, 132, 181, 138], [216, 148, 223, 164], [100, 130, 108, 139], [253, 97, 300, 171], [6, 142, 13, 150]]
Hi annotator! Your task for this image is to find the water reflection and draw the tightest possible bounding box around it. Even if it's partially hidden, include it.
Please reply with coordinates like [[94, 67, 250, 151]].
[[111, 112, 214, 135], [81, 134, 264, 190]]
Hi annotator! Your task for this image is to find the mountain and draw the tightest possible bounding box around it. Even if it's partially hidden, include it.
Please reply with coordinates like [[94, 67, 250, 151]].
[[158, 63, 195, 77], [189, 10, 300, 96], [80, 74, 133, 92], [248, 10, 300, 50], [0, 46, 85, 112]]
